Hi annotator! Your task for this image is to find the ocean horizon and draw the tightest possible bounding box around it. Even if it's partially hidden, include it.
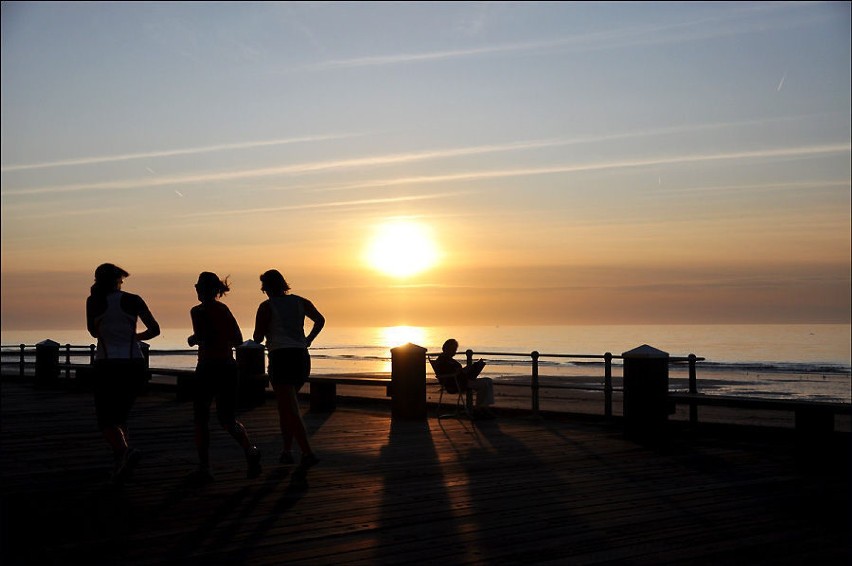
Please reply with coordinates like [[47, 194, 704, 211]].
[[2, 322, 850, 363], [3, 324, 849, 404]]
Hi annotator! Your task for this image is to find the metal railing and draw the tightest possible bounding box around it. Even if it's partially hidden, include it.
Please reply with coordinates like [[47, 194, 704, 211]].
[[458, 349, 702, 418], [1, 343, 97, 380], [2, 343, 705, 419]]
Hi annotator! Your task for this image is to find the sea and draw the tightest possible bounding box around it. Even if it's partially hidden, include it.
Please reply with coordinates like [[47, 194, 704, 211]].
[[2, 324, 850, 404]]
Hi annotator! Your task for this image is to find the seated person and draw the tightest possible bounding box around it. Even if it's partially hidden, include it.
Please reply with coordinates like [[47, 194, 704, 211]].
[[433, 338, 495, 418]]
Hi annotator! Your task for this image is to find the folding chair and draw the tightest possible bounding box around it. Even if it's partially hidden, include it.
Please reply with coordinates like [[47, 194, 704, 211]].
[[428, 356, 472, 420]]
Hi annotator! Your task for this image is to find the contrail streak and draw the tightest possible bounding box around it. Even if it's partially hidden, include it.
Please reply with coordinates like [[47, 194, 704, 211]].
[[0, 133, 360, 173], [4, 141, 848, 198], [179, 193, 454, 218], [307, 3, 813, 71]]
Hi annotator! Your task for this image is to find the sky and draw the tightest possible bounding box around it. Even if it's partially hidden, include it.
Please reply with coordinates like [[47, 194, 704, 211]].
[[1, 1, 850, 332]]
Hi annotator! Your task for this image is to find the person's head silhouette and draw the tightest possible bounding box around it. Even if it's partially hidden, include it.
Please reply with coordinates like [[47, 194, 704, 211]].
[[260, 269, 290, 296], [442, 338, 459, 356], [195, 272, 230, 302], [91, 263, 129, 295]]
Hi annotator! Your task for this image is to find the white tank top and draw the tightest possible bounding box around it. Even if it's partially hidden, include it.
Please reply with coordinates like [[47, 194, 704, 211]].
[[266, 295, 307, 351], [95, 292, 144, 360]]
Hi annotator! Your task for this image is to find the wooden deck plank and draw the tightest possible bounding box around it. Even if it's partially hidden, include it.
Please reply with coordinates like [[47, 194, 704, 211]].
[[1, 379, 849, 565]]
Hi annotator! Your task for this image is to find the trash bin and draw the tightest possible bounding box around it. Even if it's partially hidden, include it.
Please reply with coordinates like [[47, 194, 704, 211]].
[[390, 343, 427, 421], [236, 341, 267, 407], [622, 344, 669, 438], [35, 339, 60, 388]]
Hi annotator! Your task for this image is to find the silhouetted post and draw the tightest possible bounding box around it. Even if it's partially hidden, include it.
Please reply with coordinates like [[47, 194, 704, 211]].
[[604, 352, 613, 419], [531, 351, 540, 416], [139, 342, 150, 368], [34, 339, 60, 389], [622, 345, 669, 440], [75, 344, 98, 392], [390, 343, 427, 421], [64, 344, 72, 380], [176, 371, 194, 402], [139, 342, 152, 392], [465, 349, 475, 410], [236, 341, 267, 408], [19, 344, 25, 377], [688, 354, 698, 425], [175, 340, 197, 400]]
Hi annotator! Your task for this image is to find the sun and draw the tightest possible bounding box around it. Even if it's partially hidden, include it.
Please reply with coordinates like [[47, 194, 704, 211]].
[[379, 326, 427, 348], [364, 220, 440, 277]]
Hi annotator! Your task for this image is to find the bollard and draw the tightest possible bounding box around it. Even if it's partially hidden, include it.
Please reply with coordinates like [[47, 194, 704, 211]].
[[310, 380, 337, 413], [175, 340, 197, 401], [139, 342, 151, 391], [34, 339, 60, 389], [622, 344, 669, 440], [175, 371, 196, 402], [390, 343, 427, 421], [139, 342, 151, 368], [236, 341, 267, 408]]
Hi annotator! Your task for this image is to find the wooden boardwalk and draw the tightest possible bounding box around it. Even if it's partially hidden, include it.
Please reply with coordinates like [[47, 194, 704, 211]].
[[1, 378, 849, 565]]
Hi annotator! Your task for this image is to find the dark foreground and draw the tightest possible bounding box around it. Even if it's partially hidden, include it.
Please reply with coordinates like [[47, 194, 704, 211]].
[[1, 379, 849, 565]]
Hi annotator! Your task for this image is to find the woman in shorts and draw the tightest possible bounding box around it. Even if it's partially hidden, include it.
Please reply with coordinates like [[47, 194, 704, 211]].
[[86, 263, 160, 482], [187, 272, 261, 482], [252, 269, 324, 477]]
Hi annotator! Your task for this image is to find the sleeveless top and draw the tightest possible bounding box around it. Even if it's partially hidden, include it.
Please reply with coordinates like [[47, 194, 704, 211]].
[[266, 295, 307, 351], [94, 291, 145, 360], [190, 301, 242, 363]]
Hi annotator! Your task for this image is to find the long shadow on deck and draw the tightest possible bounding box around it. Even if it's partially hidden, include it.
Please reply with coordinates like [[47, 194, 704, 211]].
[[373, 419, 468, 564], [470, 418, 611, 563], [156, 407, 337, 562]]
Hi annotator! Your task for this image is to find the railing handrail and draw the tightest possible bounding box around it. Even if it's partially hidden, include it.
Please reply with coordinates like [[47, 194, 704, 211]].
[[1, 342, 709, 419], [3, 343, 705, 359], [5, 342, 850, 432], [1, 343, 97, 351]]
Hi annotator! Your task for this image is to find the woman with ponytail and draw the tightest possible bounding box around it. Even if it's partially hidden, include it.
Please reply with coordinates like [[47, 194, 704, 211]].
[[187, 272, 261, 482]]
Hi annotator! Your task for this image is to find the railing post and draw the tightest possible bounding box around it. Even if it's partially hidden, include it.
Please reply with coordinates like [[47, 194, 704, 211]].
[[64, 344, 72, 380], [465, 349, 475, 409], [531, 351, 540, 416], [604, 352, 613, 419], [89, 344, 96, 365], [688, 353, 698, 425], [19, 344, 25, 377]]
